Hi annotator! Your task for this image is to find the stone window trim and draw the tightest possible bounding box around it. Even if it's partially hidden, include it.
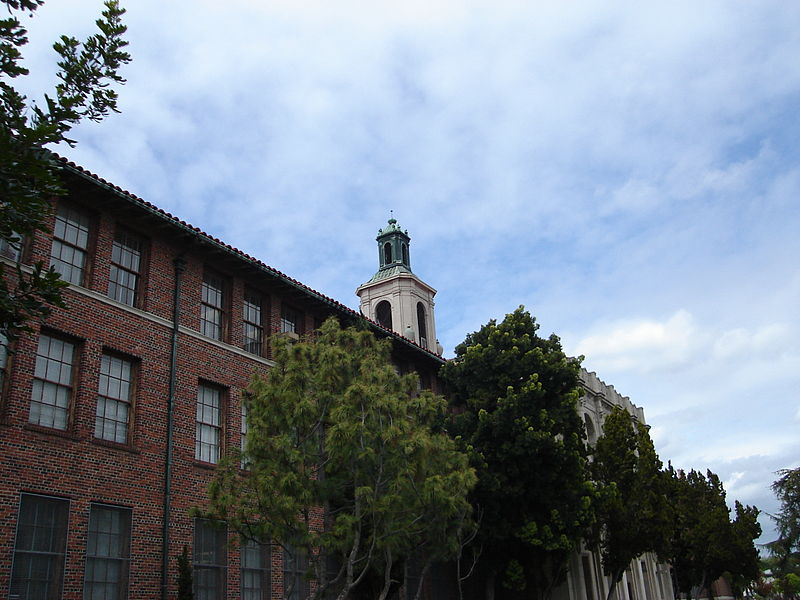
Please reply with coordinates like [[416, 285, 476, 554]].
[[9, 492, 71, 600], [195, 381, 226, 466], [94, 350, 139, 448], [201, 268, 229, 342]]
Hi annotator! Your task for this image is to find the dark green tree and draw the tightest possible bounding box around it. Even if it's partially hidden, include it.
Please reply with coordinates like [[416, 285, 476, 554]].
[[590, 407, 671, 600], [726, 501, 762, 598], [666, 467, 760, 600], [0, 0, 130, 342], [768, 467, 800, 599], [201, 318, 476, 600], [439, 306, 594, 600], [176, 545, 194, 600]]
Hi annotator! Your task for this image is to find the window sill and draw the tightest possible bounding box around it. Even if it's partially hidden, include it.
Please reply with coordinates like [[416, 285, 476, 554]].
[[23, 423, 80, 441], [90, 437, 140, 454], [193, 460, 218, 471]]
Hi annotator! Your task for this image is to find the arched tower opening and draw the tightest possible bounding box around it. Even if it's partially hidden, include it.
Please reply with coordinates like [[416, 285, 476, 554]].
[[376, 300, 393, 330], [417, 302, 428, 349]]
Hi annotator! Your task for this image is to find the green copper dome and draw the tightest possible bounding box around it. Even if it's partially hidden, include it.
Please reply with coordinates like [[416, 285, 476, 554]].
[[370, 215, 413, 278]]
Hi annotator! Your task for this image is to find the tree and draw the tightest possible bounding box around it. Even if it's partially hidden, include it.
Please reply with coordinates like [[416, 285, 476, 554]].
[[590, 407, 671, 600], [666, 467, 761, 600], [439, 306, 594, 600], [201, 318, 476, 600], [0, 0, 130, 342], [176, 545, 194, 600], [768, 468, 800, 599], [727, 501, 762, 598]]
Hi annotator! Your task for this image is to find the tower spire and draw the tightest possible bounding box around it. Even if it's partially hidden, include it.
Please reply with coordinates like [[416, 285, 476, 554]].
[[356, 216, 441, 353]]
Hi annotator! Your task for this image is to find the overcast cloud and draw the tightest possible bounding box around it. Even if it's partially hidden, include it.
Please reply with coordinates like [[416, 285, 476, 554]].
[[18, 0, 799, 544]]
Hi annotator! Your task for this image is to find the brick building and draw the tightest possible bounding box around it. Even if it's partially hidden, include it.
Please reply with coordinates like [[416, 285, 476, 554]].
[[0, 156, 444, 600]]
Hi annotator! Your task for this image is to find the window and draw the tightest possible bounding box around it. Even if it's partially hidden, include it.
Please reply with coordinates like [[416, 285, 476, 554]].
[[240, 398, 249, 468], [281, 306, 300, 335], [375, 300, 392, 330], [84, 504, 132, 600], [30, 333, 76, 430], [0, 232, 23, 261], [194, 519, 227, 600], [201, 271, 226, 340], [401, 243, 408, 265], [283, 544, 309, 600], [0, 332, 9, 394], [10, 493, 70, 600], [196, 383, 222, 464], [95, 354, 134, 444], [51, 203, 91, 285], [108, 230, 143, 306], [416, 303, 428, 349], [241, 539, 270, 600], [383, 242, 392, 265], [243, 290, 263, 355]]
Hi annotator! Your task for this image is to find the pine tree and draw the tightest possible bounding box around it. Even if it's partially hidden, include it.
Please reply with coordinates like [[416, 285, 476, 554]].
[[201, 318, 476, 600]]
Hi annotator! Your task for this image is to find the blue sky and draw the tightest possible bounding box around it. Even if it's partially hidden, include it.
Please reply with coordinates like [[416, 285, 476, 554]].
[[19, 0, 799, 544]]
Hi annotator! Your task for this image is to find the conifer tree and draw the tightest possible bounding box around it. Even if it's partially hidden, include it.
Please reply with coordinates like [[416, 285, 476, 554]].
[[202, 318, 476, 600], [590, 407, 671, 600]]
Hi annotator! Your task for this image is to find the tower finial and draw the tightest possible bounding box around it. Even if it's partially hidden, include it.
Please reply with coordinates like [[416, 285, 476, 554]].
[[388, 209, 396, 225]]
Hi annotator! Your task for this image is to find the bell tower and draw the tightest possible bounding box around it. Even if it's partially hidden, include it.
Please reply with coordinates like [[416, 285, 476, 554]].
[[356, 217, 441, 354]]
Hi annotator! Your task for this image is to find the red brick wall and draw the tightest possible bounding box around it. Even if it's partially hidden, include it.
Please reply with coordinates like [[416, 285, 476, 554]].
[[0, 186, 442, 599]]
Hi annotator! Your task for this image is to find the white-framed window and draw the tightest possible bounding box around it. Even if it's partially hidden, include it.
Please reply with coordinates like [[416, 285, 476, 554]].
[[30, 333, 76, 430], [196, 383, 222, 463], [243, 290, 263, 355], [108, 230, 143, 306], [51, 203, 91, 285], [95, 353, 134, 444], [201, 270, 226, 340]]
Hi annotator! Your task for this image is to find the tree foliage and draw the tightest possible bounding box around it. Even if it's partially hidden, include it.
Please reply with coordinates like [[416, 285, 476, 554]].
[[665, 467, 761, 599], [202, 318, 476, 600], [176, 545, 194, 600], [768, 467, 800, 599], [0, 0, 130, 341], [590, 407, 671, 600], [439, 306, 594, 599]]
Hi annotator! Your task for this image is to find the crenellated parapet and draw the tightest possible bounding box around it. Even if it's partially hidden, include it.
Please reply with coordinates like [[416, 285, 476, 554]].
[[578, 368, 646, 444]]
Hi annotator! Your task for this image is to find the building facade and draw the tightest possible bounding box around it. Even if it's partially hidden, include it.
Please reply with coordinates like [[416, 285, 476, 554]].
[[0, 157, 444, 600], [553, 370, 675, 600]]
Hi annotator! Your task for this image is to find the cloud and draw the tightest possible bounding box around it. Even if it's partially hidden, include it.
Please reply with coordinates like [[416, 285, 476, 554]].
[[14, 0, 800, 545], [573, 310, 697, 372]]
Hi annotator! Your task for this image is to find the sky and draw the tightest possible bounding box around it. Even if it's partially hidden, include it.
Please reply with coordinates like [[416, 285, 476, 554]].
[[16, 0, 799, 545]]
